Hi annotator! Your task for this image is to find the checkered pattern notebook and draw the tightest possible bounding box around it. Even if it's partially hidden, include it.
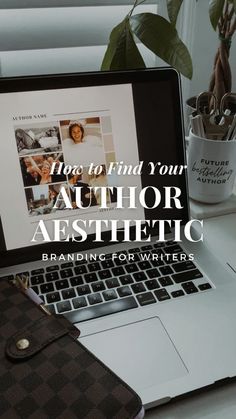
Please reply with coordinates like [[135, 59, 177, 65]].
[[0, 280, 143, 419]]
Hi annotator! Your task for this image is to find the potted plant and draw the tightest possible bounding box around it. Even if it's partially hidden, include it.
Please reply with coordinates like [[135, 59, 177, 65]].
[[102, 0, 236, 106], [101, 0, 193, 80], [101, 0, 236, 204]]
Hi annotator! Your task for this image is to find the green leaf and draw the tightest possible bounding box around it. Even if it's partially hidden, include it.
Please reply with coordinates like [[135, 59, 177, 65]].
[[167, 0, 183, 25], [209, 0, 225, 30], [130, 13, 193, 79], [101, 18, 146, 71]]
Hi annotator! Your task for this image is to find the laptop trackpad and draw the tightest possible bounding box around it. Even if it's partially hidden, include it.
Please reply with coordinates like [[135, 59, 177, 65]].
[[81, 317, 188, 390]]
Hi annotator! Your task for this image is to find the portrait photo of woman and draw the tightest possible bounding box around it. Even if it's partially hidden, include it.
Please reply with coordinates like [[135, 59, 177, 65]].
[[60, 117, 105, 166]]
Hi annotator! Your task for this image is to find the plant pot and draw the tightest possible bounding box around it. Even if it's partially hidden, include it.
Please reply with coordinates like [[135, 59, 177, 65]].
[[187, 130, 236, 203]]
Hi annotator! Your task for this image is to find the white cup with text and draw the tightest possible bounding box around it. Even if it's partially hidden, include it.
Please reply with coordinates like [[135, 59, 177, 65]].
[[187, 130, 236, 203]]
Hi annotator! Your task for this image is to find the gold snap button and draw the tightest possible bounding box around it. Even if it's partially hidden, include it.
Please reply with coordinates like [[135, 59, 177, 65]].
[[16, 338, 30, 350]]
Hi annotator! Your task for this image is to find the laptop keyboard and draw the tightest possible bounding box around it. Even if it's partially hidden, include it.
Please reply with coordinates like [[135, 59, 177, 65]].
[[3, 241, 212, 323]]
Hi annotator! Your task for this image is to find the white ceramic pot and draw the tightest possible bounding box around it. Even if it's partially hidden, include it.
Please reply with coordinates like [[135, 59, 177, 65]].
[[187, 130, 236, 203]]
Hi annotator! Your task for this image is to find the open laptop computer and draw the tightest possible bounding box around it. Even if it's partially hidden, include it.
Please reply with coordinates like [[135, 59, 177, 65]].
[[1, 68, 236, 409]]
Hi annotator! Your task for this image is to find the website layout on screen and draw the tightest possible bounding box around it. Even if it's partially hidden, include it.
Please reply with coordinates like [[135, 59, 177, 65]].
[[0, 84, 144, 250]]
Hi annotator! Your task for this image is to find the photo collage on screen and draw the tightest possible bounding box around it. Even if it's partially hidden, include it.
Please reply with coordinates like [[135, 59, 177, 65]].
[[14, 114, 117, 217]]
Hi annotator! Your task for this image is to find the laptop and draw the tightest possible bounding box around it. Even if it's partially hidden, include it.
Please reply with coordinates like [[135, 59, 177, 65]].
[[1, 68, 236, 409]]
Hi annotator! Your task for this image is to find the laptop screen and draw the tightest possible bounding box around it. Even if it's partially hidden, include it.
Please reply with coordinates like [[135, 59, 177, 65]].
[[0, 69, 189, 265]]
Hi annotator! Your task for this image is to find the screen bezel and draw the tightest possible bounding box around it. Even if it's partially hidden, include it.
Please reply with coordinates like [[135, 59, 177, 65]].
[[0, 67, 189, 267]]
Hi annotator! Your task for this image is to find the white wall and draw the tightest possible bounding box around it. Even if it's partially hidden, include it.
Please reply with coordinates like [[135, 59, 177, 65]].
[[189, 0, 236, 98]]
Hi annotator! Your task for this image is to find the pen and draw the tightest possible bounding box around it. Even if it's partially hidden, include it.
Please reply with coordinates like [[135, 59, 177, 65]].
[[225, 115, 236, 141], [190, 115, 205, 138]]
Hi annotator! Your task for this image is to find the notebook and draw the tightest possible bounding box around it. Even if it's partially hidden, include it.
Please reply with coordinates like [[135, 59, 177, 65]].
[[0, 279, 143, 419]]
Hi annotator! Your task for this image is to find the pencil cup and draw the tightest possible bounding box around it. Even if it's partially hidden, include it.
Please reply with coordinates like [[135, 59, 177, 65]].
[[187, 130, 236, 203]]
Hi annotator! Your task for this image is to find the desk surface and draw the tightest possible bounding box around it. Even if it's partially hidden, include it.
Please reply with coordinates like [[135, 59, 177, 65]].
[[145, 212, 236, 419], [146, 381, 236, 419]]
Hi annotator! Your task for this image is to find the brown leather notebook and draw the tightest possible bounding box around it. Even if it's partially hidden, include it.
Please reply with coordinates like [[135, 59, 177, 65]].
[[0, 280, 143, 419]]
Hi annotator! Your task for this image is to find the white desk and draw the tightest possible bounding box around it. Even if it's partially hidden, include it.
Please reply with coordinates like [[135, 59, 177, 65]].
[[146, 380, 236, 419], [145, 211, 236, 419]]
